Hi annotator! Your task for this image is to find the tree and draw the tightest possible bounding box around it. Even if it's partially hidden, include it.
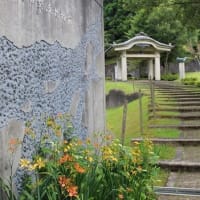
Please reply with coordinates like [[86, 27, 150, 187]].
[[174, 0, 200, 66], [185, 30, 200, 67], [127, 5, 188, 64], [174, 0, 200, 29], [104, 0, 136, 47]]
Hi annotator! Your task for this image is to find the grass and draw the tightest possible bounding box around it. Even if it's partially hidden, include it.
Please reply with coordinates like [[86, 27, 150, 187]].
[[106, 81, 180, 144], [106, 97, 178, 158], [150, 118, 180, 125], [152, 128, 180, 139], [106, 97, 149, 145], [105, 80, 135, 95], [154, 144, 176, 160], [154, 111, 180, 117], [185, 72, 200, 81], [155, 169, 170, 186]]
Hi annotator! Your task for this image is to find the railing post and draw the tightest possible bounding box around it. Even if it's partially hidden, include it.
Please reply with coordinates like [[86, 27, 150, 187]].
[[150, 79, 155, 118], [139, 89, 143, 134], [121, 99, 128, 145]]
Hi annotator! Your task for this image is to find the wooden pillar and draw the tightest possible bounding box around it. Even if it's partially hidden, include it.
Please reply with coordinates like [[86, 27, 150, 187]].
[[148, 59, 154, 80], [155, 53, 161, 81], [121, 51, 127, 81]]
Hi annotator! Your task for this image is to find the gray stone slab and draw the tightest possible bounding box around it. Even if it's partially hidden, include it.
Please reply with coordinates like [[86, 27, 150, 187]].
[[131, 138, 200, 146]]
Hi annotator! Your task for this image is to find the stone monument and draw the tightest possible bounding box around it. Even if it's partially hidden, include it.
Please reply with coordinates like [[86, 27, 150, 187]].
[[176, 57, 187, 79]]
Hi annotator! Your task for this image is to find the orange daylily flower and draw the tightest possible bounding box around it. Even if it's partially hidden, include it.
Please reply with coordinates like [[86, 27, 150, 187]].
[[9, 138, 19, 145], [59, 154, 73, 164], [105, 134, 112, 141], [64, 140, 68, 144], [58, 176, 71, 188], [74, 163, 85, 173], [118, 194, 124, 199], [94, 142, 100, 149], [67, 185, 78, 197], [8, 138, 21, 153]]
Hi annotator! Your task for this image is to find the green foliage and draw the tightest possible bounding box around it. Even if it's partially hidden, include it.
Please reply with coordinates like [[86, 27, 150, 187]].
[[154, 145, 176, 160], [0, 178, 17, 200], [104, 0, 135, 47], [185, 72, 200, 81], [161, 73, 178, 81], [176, 0, 200, 29], [122, 0, 200, 30], [126, 5, 188, 61], [196, 81, 200, 87], [182, 77, 197, 85]]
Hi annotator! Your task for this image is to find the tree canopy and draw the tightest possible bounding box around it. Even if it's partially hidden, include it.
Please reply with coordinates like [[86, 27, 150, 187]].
[[104, 0, 200, 63]]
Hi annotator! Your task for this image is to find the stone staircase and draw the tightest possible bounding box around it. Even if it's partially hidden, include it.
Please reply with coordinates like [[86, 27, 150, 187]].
[[134, 81, 200, 199]]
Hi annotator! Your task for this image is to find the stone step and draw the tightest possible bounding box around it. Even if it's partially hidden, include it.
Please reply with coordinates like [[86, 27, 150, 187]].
[[157, 194, 200, 200], [154, 85, 196, 88], [154, 83, 199, 89], [149, 124, 200, 130], [156, 91, 200, 95], [154, 97, 200, 102], [155, 86, 200, 90], [179, 146, 200, 162], [181, 130, 200, 139], [149, 114, 200, 120], [157, 95, 200, 98], [155, 87, 200, 90], [157, 102, 200, 106], [155, 87, 199, 91], [155, 186, 200, 197], [155, 93, 200, 99], [157, 161, 200, 172], [165, 171, 200, 188], [131, 138, 200, 146], [149, 107, 200, 112], [149, 103, 200, 108]]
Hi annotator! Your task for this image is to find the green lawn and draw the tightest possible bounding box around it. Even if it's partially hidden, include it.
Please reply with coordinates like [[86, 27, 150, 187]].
[[106, 81, 180, 143], [186, 72, 200, 81], [105, 81, 135, 95], [106, 96, 149, 145], [106, 80, 180, 153]]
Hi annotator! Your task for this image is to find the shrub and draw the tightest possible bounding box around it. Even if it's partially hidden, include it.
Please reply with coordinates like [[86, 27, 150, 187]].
[[182, 77, 197, 85], [196, 81, 200, 87], [1, 116, 159, 200], [161, 74, 178, 81], [105, 76, 112, 81]]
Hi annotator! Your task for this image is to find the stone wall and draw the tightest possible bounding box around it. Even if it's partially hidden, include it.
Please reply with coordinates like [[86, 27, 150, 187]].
[[0, 0, 105, 193]]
